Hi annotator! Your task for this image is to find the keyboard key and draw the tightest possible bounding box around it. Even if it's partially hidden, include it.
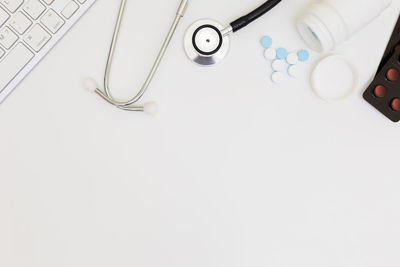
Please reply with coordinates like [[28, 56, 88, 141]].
[[0, 47, 4, 58], [0, 43, 34, 92], [0, 26, 18, 49], [61, 1, 79, 19], [10, 12, 32, 34], [0, 7, 10, 27], [0, 0, 23, 13], [24, 24, 51, 52], [41, 9, 64, 33], [23, 0, 46, 20]]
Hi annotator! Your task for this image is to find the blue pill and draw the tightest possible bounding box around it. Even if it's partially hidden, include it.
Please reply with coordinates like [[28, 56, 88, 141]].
[[276, 48, 288, 60], [298, 50, 310, 62], [260, 36, 273, 48]]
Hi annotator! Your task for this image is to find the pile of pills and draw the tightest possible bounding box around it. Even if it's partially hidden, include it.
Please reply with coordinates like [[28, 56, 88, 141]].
[[260, 36, 310, 84]]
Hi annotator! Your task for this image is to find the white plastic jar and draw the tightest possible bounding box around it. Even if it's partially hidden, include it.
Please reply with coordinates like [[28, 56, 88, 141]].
[[297, 0, 392, 53]]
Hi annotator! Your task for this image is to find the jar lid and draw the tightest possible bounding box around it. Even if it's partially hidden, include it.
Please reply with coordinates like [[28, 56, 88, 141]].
[[311, 54, 358, 101]]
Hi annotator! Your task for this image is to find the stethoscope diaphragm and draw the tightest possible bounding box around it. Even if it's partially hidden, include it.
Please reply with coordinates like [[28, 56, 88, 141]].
[[192, 24, 222, 55], [184, 19, 230, 66]]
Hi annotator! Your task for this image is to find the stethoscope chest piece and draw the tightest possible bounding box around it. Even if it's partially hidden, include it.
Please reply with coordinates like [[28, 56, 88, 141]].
[[184, 19, 230, 66]]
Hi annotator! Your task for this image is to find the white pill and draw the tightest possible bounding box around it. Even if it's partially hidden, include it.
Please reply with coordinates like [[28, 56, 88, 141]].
[[271, 71, 284, 84], [288, 65, 299, 77], [271, 59, 285, 71], [286, 53, 299, 65], [264, 48, 276, 60]]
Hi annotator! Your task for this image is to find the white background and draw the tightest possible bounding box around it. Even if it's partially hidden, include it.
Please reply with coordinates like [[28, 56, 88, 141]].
[[1, 0, 400, 266]]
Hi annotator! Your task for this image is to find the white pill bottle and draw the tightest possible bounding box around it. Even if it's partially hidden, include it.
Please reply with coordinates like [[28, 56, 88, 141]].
[[297, 0, 392, 53]]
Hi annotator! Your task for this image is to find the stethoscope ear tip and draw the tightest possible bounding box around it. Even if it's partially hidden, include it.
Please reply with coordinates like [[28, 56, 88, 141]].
[[83, 77, 99, 93], [143, 102, 158, 116]]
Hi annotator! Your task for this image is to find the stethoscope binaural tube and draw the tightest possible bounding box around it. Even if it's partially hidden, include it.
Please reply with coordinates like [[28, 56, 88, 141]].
[[184, 0, 282, 66], [84, 0, 188, 114]]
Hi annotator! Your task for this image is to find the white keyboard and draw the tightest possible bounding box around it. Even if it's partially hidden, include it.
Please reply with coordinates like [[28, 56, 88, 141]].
[[0, 0, 96, 103]]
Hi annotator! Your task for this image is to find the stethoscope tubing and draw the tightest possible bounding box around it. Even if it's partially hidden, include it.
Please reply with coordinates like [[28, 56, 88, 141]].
[[229, 0, 282, 33], [93, 0, 188, 112]]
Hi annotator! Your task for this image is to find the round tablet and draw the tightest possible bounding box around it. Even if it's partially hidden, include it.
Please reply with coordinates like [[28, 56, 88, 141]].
[[373, 85, 387, 98], [264, 48, 276, 61], [260, 36, 273, 48], [271, 59, 285, 71], [391, 98, 400, 111], [271, 71, 284, 84], [298, 50, 310, 62], [387, 68, 399, 82], [311, 55, 357, 101], [286, 53, 299, 65], [276, 48, 288, 60], [288, 65, 299, 77]]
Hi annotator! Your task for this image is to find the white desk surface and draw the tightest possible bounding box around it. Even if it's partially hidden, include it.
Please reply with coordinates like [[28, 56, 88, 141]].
[[1, 0, 400, 266]]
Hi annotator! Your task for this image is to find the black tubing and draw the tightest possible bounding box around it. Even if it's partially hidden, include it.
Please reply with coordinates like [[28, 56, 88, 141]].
[[230, 0, 282, 33]]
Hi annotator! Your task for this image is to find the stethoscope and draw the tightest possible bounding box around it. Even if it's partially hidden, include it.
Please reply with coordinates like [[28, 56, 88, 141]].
[[85, 0, 281, 114], [184, 0, 282, 66]]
